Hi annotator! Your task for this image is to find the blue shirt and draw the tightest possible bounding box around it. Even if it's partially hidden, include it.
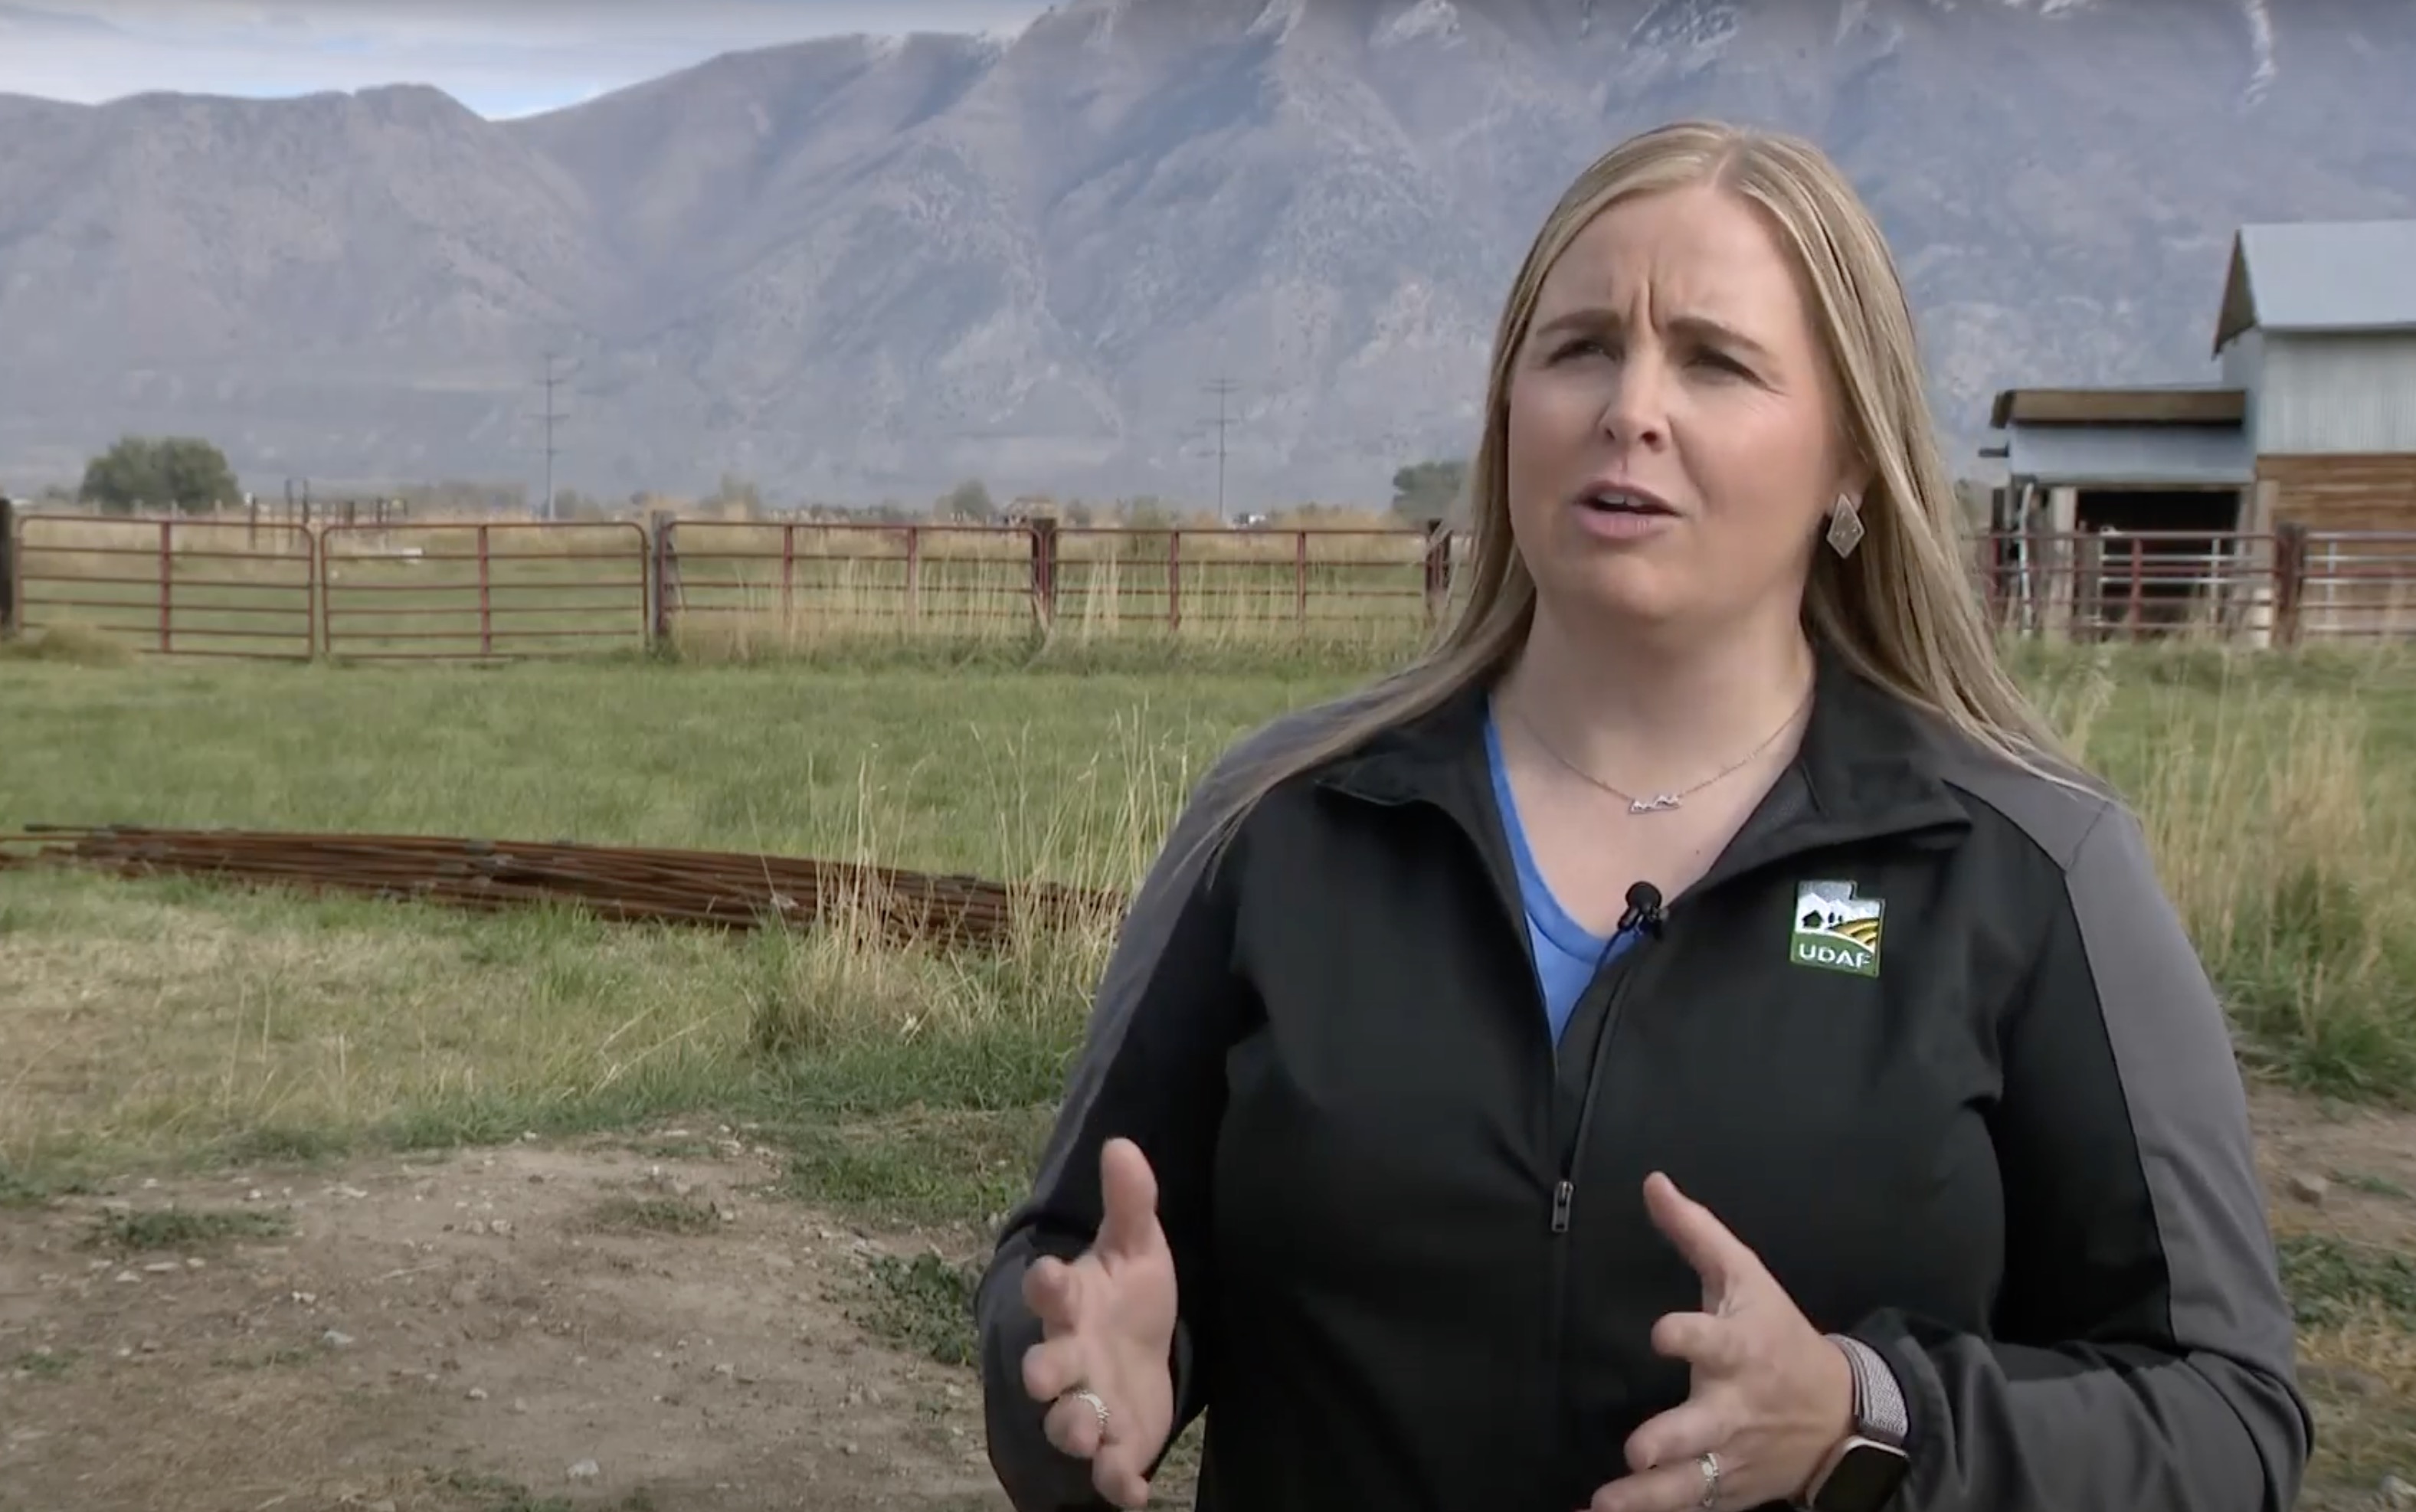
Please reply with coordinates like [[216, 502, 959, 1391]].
[[1485, 708, 1639, 1046]]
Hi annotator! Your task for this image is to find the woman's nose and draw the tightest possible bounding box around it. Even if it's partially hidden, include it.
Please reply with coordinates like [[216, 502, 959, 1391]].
[[1598, 350, 1669, 450]]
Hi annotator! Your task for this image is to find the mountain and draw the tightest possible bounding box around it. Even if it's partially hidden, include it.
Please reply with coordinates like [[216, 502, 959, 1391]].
[[0, 0, 2411, 510]]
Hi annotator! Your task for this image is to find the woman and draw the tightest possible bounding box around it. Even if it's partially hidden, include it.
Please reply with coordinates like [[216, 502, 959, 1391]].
[[974, 120, 2311, 1512]]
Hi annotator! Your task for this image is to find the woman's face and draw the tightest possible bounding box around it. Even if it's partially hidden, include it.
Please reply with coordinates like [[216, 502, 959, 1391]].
[[1503, 184, 1862, 635]]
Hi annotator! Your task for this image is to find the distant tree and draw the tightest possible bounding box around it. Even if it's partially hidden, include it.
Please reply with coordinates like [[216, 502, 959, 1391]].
[[394, 479, 528, 516], [78, 435, 241, 515], [709, 473, 764, 516], [1115, 495, 1174, 529], [552, 487, 611, 521], [1390, 458, 1468, 522], [940, 479, 997, 522]]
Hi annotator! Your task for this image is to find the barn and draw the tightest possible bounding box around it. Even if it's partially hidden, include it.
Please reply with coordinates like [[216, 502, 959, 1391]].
[[1982, 218, 2416, 640]]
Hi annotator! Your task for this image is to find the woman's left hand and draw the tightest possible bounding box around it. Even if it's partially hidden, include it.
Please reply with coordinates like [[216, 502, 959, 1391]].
[[1584, 1173, 1858, 1512]]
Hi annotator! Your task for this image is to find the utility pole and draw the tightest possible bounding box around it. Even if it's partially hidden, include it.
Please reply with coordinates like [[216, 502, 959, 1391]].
[[1200, 376, 1240, 520], [539, 352, 567, 521]]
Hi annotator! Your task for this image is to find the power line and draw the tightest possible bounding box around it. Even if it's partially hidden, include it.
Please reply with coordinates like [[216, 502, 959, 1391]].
[[1200, 376, 1240, 520]]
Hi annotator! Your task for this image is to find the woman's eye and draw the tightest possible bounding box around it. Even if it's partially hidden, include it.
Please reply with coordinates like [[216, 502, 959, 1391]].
[[1554, 338, 1611, 362]]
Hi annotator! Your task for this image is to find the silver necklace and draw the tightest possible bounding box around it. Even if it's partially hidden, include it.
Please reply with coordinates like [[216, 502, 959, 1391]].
[[1504, 682, 1813, 816]]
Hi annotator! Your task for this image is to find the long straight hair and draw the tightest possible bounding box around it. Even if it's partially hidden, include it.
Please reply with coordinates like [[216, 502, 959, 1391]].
[[1197, 120, 2064, 849]]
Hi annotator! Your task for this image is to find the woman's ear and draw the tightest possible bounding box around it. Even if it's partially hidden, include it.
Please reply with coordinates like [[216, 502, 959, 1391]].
[[1834, 455, 1875, 512]]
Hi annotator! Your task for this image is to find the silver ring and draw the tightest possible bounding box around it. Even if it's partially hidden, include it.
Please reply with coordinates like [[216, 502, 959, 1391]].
[[1695, 1450, 1721, 1509], [1068, 1387, 1110, 1440]]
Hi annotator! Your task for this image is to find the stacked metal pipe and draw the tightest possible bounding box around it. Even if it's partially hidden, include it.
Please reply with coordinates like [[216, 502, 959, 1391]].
[[0, 825, 1121, 949]]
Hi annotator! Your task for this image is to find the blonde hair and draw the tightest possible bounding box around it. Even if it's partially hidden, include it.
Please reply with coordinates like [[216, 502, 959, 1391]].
[[1200, 119, 2063, 848]]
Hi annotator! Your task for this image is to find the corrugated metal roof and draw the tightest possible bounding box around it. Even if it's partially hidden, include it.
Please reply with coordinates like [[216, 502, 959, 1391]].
[[2003, 423, 2253, 487], [2214, 220, 2416, 354]]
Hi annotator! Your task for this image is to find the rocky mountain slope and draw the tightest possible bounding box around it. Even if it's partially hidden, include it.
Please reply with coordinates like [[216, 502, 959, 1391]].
[[0, 0, 2410, 509]]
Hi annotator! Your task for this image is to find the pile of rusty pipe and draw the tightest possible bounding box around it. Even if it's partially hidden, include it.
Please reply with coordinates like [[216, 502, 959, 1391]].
[[0, 825, 1125, 949]]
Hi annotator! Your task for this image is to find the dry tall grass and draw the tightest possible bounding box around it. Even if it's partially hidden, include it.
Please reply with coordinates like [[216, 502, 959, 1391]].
[[732, 642, 2416, 1106], [2024, 644, 2416, 1095]]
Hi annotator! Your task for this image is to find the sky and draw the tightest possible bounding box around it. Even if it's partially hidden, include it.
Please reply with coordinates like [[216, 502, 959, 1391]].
[[0, 0, 1058, 117]]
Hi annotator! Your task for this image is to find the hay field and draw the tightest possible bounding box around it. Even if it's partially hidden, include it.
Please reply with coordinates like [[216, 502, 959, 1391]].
[[3, 645, 2416, 1504]]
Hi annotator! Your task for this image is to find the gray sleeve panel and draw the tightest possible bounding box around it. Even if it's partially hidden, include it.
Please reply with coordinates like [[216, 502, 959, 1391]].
[[974, 699, 1363, 1511], [1866, 761, 2311, 1512], [2065, 803, 2306, 1408]]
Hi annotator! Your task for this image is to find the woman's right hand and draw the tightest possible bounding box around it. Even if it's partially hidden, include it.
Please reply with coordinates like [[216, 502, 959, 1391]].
[[1017, 1137, 1180, 1508]]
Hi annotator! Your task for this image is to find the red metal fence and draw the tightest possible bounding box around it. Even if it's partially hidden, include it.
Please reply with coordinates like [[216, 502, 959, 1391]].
[[7, 512, 316, 659], [319, 520, 648, 660], [8, 510, 2416, 660], [1976, 526, 2416, 644], [656, 518, 1460, 640]]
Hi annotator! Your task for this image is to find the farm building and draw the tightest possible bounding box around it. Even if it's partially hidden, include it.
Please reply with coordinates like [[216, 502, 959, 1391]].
[[1981, 218, 2416, 639]]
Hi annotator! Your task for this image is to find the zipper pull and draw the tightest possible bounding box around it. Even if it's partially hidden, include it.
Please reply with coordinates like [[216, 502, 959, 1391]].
[[1550, 1179, 1574, 1233]]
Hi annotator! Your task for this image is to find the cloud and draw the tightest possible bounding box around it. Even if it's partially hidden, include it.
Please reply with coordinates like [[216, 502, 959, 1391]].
[[0, 2, 119, 31], [0, 0, 1055, 116]]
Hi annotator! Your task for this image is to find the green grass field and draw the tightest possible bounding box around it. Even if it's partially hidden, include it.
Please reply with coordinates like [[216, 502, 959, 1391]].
[[5, 641, 2416, 1496]]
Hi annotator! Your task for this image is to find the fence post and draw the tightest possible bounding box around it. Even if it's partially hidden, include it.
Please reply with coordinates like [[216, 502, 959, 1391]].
[[651, 510, 683, 648], [1167, 529, 1182, 632], [780, 521, 797, 624], [2274, 522, 2309, 647], [1029, 517, 1059, 627], [1294, 530, 1308, 630], [158, 518, 174, 654], [306, 522, 321, 661], [0, 496, 15, 637], [645, 513, 666, 648], [476, 522, 493, 658], [1422, 519, 1452, 623], [2123, 536, 2144, 642]]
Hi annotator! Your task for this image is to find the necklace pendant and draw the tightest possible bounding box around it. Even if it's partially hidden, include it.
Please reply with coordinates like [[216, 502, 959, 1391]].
[[1629, 793, 1684, 814]]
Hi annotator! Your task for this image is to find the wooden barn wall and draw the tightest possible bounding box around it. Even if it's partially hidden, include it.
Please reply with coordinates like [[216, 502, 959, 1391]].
[[2257, 453, 2416, 532]]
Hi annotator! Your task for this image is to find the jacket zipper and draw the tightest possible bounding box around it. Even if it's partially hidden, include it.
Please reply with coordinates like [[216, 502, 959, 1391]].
[[1548, 884, 1666, 1235], [1540, 885, 1664, 1495], [1436, 794, 1602, 1493], [1534, 823, 1959, 1402], [1365, 767, 1965, 1502]]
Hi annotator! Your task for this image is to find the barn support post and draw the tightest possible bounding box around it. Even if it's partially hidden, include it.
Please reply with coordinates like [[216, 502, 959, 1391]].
[[2232, 478, 2281, 647], [2008, 480, 2041, 635], [2043, 486, 2079, 640]]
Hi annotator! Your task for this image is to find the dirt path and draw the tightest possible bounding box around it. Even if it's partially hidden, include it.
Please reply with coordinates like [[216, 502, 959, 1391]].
[[2, 1091, 2411, 1512], [0, 1133, 1008, 1512]]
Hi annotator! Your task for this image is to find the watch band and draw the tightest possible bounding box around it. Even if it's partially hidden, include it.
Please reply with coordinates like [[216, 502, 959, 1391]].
[[1826, 1333, 1909, 1448]]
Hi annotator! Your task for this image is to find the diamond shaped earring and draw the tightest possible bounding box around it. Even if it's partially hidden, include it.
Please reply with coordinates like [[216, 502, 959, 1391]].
[[1825, 493, 1865, 558]]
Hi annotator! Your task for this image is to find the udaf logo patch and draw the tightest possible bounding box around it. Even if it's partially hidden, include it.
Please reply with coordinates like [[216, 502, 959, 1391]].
[[1791, 880, 1885, 979]]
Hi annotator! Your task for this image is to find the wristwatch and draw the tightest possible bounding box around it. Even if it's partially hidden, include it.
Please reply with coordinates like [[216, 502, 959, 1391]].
[[1796, 1334, 1912, 1512]]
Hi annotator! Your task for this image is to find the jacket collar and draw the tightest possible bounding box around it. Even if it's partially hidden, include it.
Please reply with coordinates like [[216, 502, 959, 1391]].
[[1314, 643, 1973, 869]]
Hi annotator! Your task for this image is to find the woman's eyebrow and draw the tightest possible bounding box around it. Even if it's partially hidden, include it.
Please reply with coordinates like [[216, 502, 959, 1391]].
[[1530, 305, 1773, 362]]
